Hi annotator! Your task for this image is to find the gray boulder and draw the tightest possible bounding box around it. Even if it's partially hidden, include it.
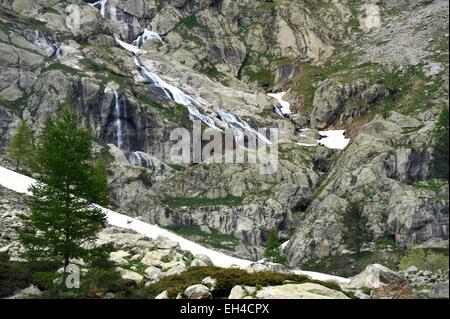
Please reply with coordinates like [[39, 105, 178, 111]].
[[184, 284, 212, 299]]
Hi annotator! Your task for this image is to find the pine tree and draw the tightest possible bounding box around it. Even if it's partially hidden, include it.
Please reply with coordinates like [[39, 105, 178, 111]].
[[19, 108, 110, 270], [432, 107, 449, 180], [264, 228, 288, 265], [6, 120, 34, 172], [341, 201, 372, 255]]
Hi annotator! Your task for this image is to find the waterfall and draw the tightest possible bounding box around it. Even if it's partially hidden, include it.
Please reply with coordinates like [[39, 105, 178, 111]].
[[88, 0, 108, 18], [105, 87, 124, 149], [113, 89, 124, 149], [132, 29, 164, 47], [273, 106, 285, 118], [132, 56, 221, 131], [100, 6, 274, 147], [217, 111, 272, 145], [127, 151, 155, 168]]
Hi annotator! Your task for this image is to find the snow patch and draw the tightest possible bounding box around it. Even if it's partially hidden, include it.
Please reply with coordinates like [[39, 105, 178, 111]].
[[317, 130, 350, 150], [115, 37, 144, 54], [268, 92, 291, 115]]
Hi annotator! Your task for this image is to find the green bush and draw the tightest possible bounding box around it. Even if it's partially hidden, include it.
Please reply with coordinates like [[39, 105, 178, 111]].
[[0, 253, 59, 297], [144, 266, 350, 299], [399, 248, 449, 272]]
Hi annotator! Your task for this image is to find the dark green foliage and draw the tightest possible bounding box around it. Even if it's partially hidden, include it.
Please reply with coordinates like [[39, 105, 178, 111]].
[[181, 15, 204, 29], [166, 225, 242, 251], [399, 248, 449, 272], [162, 195, 244, 208], [432, 107, 449, 179], [6, 120, 34, 172], [144, 266, 349, 299], [301, 250, 404, 278], [263, 228, 288, 265], [18, 108, 109, 269], [0, 252, 59, 297], [341, 201, 372, 254]]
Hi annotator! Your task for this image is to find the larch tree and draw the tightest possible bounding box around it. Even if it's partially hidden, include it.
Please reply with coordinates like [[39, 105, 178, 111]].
[[19, 108, 110, 271], [6, 120, 34, 172]]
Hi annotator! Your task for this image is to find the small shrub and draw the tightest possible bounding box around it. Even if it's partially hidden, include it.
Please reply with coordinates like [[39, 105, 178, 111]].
[[399, 248, 449, 272], [144, 266, 351, 299]]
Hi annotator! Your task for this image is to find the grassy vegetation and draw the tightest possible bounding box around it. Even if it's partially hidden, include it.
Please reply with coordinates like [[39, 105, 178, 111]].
[[301, 249, 404, 278], [92, 137, 114, 163], [133, 93, 191, 125], [143, 266, 352, 299], [0, 94, 29, 117], [302, 245, 449, 278], [410, 179, 448, 200], [82, 58, 107, 72], [167, 225, 242, 251], [399, 248, 449, 272], [42, 63, 81, 75], [1, 252, 354, 299], [168, 164, 186, 172], [0, 252, 59, 298], [0, 7, 51, 33], [162, 195, 244, 208], [181, 15, 205, 30], [258, 0, 278, 10]]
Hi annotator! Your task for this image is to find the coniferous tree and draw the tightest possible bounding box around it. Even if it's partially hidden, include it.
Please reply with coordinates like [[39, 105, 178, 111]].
[[341, 201, 372, 255], [432, 107, 449, 180], [19, 108, 110, 270], [6, 120, 34, 172], [264, 228, 288, 265]]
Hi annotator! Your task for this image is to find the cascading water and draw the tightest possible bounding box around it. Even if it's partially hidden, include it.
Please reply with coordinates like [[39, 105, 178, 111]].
[[127, 151, 154, 168], [113, 90, 123, 149], [88, 0, 108, 17], [132, 29, 164, 47], [105, 87, 124, 149], [217, 111, 272, 145], [132, 56, 221, 130], [94, 2, 275, 147]]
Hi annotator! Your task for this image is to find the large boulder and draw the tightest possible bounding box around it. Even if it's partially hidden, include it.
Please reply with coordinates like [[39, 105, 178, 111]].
[[348, 264, 408, 289], [310, 79, 385, 129], [184, 284, 212, 299], [255, 283, 350, 299], [7, 285, 42, 299], [156, 236, 181, 250], [118, 268, 144, 283], [109, 250, 131, 266], [228, 285, 257, 299], [191, 254, 214, 267], [347, 264, 416, 299], [144, 266, 164, 283]]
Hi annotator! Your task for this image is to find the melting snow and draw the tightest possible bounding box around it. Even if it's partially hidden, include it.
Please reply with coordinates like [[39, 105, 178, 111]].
[[317, 130, 350, 150], [115, 37, 144, 54], [296, 130, 350, 150], [268, 92, 291, 115]]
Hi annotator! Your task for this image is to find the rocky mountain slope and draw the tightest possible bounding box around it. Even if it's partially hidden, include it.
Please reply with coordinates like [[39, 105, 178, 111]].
[[0, 0, 448, 274]]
